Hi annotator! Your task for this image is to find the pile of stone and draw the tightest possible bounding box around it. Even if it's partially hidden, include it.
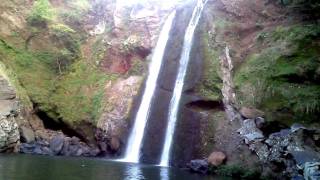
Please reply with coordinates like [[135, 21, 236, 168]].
[[20, 134, 100, 157], [237, 112, 320, 179]]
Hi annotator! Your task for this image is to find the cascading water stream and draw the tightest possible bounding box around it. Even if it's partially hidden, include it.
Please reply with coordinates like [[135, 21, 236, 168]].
[[159, 0, 207, 167], [120, 11, 176, 163]]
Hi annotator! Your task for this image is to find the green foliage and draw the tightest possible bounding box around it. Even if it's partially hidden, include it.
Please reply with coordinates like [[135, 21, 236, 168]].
[[0, 39, 117, 125], [50, 24, 76, 36], [92, 35, 108, 64], [121, 35, 141, 53], [52, 61, 115, 124], [58, 0, 90, 25], [49, 25, 81, 62], [0, 40, 57, 116], [27, 0, 56, 26], [235, 24, 320, 123], [127, 58, 147, 76], [0, 61, 33, 109], [215, 165, 262, 180], [197, 31, 223, 100]]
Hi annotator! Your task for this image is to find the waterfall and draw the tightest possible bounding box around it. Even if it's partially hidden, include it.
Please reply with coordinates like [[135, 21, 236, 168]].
[[121, 11, 176, 163], [159, 0, 207, 167]]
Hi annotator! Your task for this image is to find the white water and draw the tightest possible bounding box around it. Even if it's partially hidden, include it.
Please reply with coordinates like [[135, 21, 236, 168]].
[[120, 11, 176, 163], [159, 0, 207, 167]]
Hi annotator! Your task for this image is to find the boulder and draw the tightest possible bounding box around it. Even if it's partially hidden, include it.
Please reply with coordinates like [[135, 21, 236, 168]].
[[187, 159, 209, 174], [20, 126, 35, 143], [240, 107, 264, 119], [49, 135, 65, 155], [207, 151, 226, 166]]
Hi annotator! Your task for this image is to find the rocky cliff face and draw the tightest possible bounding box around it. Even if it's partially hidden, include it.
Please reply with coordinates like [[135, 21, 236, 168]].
[[0, 75, 20, 152]]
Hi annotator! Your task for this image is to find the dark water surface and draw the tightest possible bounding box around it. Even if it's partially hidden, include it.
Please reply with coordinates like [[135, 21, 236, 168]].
[[0, 154, 221, 180]]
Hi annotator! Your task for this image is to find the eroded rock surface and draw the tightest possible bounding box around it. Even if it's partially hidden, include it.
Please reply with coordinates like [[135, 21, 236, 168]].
[[0, 76, 20, 152], [97, 76, 142, 149]]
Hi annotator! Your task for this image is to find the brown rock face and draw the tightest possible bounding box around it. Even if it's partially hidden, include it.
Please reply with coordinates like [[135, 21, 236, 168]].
[[97, 76, 142, 142], [110, 137, 120, 152], [0, 75, 20, 152], [240, 107, 264, 119], [207, 151, 226, 166]]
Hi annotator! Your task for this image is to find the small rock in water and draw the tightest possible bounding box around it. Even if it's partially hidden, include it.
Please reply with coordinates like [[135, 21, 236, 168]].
[[187, 159, 209, 174], [207, 151, 226, 166], [49, 135, 65, 155]]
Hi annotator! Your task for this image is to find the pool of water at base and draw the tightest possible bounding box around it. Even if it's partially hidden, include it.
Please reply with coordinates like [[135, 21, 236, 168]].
[[0, 154, 229, 180]]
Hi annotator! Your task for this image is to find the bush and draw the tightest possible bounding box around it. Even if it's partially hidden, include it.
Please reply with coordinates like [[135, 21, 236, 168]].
[[215, 165, 262, 180], [27, 0, 56, 27], [235, 24, 320, 123]]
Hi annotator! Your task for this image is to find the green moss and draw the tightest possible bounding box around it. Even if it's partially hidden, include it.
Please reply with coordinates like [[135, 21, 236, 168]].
[[52, 61, 116, 124], [0, 61, 33, 109], [196, 31, 223, 100], [235, 24, 320, 123], [0, 38, 118, 125], [91, 35, 109, 64], [50, 24, 76, 35], [0, 39, 57, 115], [127, 58, 147, 76]]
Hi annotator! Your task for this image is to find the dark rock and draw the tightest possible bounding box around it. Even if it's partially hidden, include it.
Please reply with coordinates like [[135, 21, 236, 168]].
[[70, 136, 80, 145], [291, 123, 307, 133], [269, 129, 291, 138], [41, 147, 53, 155], [89, 147, 100, 156], [290, 151, 320, 166], [61, 139, 70, 156], [255, 117, 265, 129], [33, 146, 44, 155], [68, 145, 80, 156], [187, 159, 209, 174], [20, 126, 35, 143], [237, 119, 264, 144], [49, 135, 65, 155], [20, 143, 36, 154]]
